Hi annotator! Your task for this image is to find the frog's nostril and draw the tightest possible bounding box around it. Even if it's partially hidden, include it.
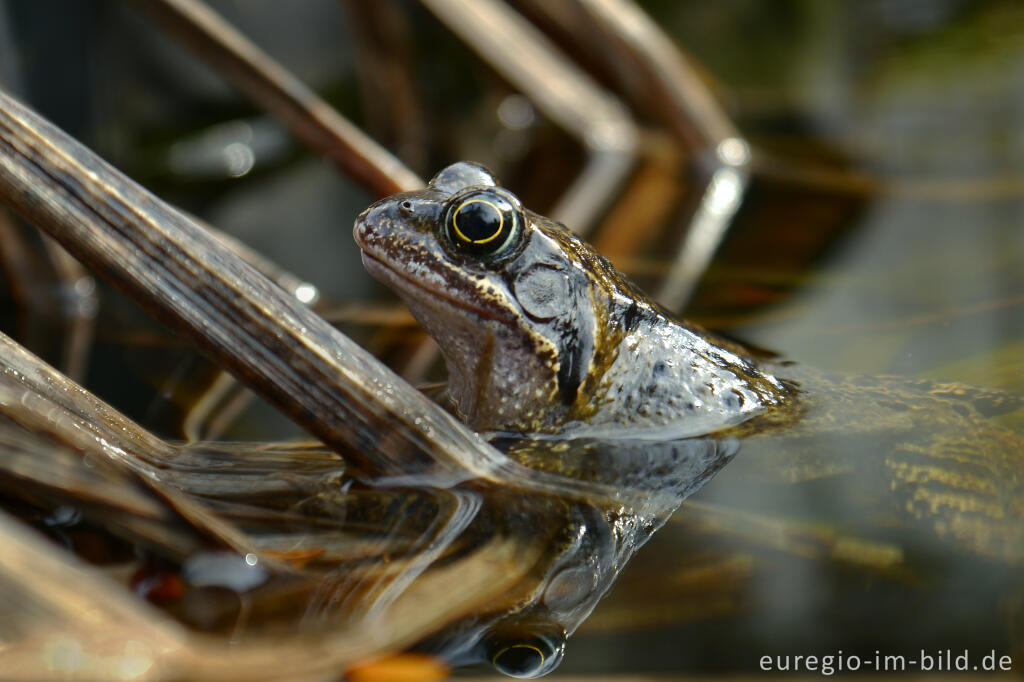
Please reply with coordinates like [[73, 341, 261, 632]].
[[400, 200, 413, 214]]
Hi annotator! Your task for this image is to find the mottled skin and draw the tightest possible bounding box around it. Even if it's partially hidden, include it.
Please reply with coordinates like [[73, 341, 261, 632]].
[[354, 162, 786, 436]]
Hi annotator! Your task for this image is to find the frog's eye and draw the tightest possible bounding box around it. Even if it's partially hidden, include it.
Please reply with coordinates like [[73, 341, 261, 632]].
[[443, 189, 523, 260], [486, 630, 566, 678]]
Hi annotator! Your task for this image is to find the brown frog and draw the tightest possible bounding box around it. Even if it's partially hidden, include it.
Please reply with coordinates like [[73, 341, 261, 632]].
[[354, 162, 786, 438]]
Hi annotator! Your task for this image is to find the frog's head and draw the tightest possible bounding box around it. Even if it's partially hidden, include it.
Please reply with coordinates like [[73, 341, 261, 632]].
[[354, 162, 650, 433]]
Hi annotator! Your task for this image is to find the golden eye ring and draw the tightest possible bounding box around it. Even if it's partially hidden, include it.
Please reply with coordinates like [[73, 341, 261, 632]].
[[442, 188, 525, 261]]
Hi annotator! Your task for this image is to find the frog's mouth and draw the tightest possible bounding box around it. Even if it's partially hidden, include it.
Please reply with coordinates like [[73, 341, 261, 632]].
[[360, 251, 505, 323]]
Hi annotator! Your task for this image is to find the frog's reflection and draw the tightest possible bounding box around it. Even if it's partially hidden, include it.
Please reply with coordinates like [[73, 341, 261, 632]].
[[152, 434, 735, 678], [373, 437, 735, 676], [395, 437, 735, 676]]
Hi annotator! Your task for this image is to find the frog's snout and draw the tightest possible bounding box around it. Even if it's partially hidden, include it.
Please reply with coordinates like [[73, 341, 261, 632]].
[[352, 200, 391, 251], [354, 195, 444, 252]]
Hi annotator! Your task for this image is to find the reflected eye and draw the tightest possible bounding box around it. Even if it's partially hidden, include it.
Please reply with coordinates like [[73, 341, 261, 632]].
[[487, 631, 566, 679], [443, 189, 523, 260]]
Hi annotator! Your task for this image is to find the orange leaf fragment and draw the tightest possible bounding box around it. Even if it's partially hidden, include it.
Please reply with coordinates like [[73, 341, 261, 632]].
[[346, 653, 450, 682]]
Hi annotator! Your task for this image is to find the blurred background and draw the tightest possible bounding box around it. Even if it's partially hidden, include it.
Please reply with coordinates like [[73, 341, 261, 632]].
[[1, 0, 1022, 676]]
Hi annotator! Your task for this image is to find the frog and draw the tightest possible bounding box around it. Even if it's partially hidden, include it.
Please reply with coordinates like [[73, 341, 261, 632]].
[[354, 161, 788, 438]]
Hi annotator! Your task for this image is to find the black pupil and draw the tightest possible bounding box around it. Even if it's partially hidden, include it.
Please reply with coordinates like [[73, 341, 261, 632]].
[[493, 644, 545, 677], [456, 200, 502, 243]]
